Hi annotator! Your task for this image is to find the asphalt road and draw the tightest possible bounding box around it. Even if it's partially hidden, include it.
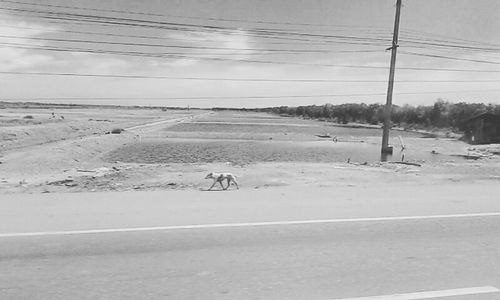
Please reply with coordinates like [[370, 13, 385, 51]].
[[2, 184, 500, 299]]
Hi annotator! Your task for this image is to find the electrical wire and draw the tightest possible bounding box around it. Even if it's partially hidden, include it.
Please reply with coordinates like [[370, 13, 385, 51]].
[[1, 70, 500, 83], [4, 88, 500, 102], [0, 34, 385, 54], [0, 0, 390, 31], [399, 50, 500, 65]]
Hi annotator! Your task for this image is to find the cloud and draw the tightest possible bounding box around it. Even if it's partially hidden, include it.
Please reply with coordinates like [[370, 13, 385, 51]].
[[0, 14, 143, 75], [0, 15, 60, 71], [162, 29, 255, 65]]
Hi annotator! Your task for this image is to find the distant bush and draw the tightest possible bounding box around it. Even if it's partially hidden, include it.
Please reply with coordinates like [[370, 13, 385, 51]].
[[264, 100, 500, 131], [23, 115, 34, 119]]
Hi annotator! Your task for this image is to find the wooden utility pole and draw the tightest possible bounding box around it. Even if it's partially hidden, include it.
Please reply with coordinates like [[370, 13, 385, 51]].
[[381, 0, 402, 158]]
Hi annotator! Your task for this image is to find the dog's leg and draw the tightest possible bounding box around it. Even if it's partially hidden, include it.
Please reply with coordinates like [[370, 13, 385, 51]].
[[232, 179, 239, 189], [222, 178, 231, 190], [208, 181, 217, 191], [219, 180, 226, 190]]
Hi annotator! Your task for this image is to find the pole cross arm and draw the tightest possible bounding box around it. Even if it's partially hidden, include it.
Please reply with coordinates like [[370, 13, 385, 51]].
[[385, 44, 399, 51]]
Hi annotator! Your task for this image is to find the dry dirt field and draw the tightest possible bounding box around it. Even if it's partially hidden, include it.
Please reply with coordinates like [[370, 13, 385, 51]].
[[1, 107, 500, 194]]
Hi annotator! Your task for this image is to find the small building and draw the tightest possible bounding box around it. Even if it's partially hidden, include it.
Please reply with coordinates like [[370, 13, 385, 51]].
[[463, 113, 500, 144]]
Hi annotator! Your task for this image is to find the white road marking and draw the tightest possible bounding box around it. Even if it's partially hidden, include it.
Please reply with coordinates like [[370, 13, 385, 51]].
[[2, 212, 500, 238], [333, 286, 500, 299]]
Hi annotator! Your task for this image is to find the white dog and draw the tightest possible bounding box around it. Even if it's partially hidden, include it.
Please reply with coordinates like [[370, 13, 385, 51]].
[[205, 172, 239, 190]]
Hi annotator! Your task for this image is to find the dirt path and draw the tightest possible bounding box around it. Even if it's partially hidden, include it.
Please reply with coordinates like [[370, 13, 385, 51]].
[[125, 111, 212, 131]]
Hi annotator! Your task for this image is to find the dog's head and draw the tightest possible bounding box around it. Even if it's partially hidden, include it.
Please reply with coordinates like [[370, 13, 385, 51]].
[[205, 172, 215, 179]]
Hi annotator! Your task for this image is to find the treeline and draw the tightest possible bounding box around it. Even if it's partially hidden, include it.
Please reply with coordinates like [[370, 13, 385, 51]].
[[260, 100, 500, 131]]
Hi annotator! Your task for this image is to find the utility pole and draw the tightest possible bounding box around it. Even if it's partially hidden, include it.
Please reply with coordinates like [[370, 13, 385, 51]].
[[381, 0, 402, 159]]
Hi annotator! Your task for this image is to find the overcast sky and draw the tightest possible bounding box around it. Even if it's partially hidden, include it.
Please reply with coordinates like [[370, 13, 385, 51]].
[[1, 0, 500, 108]]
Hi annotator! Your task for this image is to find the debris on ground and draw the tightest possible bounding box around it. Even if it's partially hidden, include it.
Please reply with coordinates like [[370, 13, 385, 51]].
[[77, 167, 116, 177], [110, 128, 125, 134], [450, 154, 481, 160], [389, 161, 422, 167], [47, 178, 74, 186]]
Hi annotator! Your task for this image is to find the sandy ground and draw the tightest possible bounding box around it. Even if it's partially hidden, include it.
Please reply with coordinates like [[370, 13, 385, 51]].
[[1, 108, 499, 194]]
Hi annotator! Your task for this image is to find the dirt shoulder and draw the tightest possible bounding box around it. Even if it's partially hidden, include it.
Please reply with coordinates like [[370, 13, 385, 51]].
[[0, 107, 207, 192], [1, 109, 499, 194]]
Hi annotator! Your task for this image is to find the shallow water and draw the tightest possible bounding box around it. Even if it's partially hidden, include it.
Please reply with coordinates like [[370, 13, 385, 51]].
[[108, 112, 468, 165], [105, 138, 463, 165]]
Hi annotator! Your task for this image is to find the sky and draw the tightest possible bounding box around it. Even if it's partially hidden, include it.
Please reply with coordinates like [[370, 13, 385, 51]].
[[0, 0, 500, 108]]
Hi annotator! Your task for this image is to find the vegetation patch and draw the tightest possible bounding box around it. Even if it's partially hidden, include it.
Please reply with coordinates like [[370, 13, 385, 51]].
[[264, 100, 500, 132]]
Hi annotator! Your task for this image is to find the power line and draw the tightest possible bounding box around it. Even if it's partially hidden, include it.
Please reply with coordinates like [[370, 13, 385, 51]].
[[400, 33, 500, 53], [1, 70, 500, 83], [6, 2, 493, 52], [399, 50, 500, 65], [0, 41, 332, 57], [4, 5, 500, 54], [0, 41, 383, 58], [399, 44, 500, 61], [2, 11, 390, 47], [0, 11, 393, 48], [4, 89, 500, 101], [3, 19, 498, 57], [1, 4, 500, 73], [9, 0, 498, 58], [0, 23, 349, 47], [0, 34, 366, 53], [0, 0, 389, 31], [401, 28, 500, 50], [5, 6, 500, 61], [2, 40, 500, 73], [0, 7, 391, 46], [3, 1, 500, 55], [400, 38, 500, 53]]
